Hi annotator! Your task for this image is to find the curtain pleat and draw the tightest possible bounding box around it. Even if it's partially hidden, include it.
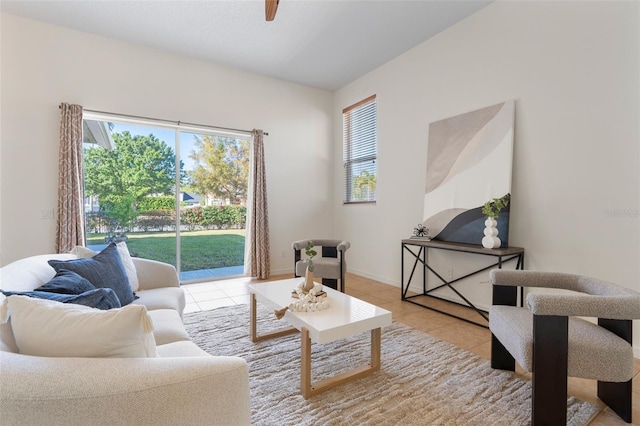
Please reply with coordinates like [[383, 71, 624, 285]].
[[56, 103, 85, 253], [245, 129, 270, 279]]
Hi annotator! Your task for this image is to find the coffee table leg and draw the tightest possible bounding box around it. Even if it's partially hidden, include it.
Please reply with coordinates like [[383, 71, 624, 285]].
[[250, 293, 258, 342], [301, 327, 312, 398], [300, 327, 382, 399], [371, 328, 381, 371], [250, 293, 298, 343]]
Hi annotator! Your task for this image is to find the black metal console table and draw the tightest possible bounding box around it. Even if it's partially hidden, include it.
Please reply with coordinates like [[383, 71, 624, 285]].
[[401, 239, 525, 328]]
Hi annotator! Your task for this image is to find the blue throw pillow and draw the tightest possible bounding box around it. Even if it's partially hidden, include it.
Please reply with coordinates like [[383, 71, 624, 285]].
[[48, 243, 137, 306], [69, 288, 122, 310], [1, 288, 121, 310], [34, 269, 96, 295]]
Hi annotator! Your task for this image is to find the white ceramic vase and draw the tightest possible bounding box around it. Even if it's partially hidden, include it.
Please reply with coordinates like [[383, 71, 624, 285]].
[[482, 217, 501, 249]]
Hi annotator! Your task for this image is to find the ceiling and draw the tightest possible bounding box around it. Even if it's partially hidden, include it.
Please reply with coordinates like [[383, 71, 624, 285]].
[[1, 0, 491, 91]]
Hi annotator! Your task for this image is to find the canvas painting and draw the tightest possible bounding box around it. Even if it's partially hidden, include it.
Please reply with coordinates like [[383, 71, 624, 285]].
[[423, 101, 515, 247]]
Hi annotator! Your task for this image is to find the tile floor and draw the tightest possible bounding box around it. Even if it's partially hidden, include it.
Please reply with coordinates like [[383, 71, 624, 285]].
[[182, 272, 640, 425]]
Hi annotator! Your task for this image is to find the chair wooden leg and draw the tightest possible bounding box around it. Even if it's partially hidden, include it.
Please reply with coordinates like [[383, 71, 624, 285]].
[[596, 319, 633, 423], [598, 380, 632, 423], [490, 284, 516, 372], [490, 334, 515, 371], [294, 249, 301, 277], [532, 315, 568, 426]]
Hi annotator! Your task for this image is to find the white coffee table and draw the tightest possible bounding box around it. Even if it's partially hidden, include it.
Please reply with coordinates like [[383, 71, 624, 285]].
[[249, 278, 392, 399]]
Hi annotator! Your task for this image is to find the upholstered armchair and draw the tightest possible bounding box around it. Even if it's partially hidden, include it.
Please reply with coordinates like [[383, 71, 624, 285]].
[[292, 239, 350, 292], [489, 270, 640, 425]]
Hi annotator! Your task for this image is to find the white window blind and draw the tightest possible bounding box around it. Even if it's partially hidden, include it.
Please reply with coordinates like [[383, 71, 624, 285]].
[[343, 95, 377, 204]]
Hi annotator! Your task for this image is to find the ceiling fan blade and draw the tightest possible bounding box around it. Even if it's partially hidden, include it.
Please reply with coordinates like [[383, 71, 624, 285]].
[[266, 0, 279, 21]]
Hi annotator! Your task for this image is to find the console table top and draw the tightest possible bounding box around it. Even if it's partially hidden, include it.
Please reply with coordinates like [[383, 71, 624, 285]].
[[402, 238, 524, 256]]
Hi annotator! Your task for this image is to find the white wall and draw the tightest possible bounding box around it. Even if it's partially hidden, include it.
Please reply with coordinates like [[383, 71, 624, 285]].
[[0, 13, 334, 272], [334, 2, 639, 348]]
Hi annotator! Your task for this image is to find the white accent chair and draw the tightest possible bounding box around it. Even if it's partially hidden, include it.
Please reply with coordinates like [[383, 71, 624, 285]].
[[489, 270, 640, 425]]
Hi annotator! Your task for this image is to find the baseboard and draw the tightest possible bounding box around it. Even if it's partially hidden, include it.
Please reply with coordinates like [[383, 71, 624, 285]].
[[346, 267, 399, 287], [270, 267, 292, 277]]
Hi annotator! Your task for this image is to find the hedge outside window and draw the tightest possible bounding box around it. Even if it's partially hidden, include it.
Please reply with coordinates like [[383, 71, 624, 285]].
[[343, 95, 377, 204]]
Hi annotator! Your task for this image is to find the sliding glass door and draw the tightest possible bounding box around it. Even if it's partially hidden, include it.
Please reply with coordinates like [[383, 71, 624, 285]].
[[177, 131, 249, 280], [82, 118, 249, 282]]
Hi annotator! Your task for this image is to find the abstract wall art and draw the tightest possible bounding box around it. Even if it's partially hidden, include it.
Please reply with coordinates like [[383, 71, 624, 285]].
[[423, 100, 515, 247]]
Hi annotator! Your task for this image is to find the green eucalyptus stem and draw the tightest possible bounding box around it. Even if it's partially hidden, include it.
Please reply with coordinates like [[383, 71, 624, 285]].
[[482, 193, 511, 219], [304, 241, 317, 272]]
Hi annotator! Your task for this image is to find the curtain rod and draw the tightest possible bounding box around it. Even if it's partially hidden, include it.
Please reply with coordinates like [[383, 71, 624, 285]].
[[59, 104, 268, 136]]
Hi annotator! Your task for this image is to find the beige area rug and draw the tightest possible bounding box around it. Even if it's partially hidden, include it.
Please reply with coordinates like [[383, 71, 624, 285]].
[[183, 305, 600, 425]]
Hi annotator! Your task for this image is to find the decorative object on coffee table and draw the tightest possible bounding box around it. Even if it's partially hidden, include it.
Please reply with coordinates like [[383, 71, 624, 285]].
[[302, 241, 317, 293], [276, 242, 330, 319], [275, 259, 330, 318], [274, 281, 330, 319]]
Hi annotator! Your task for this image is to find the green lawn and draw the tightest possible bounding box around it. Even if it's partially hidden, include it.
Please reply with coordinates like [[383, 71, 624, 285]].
[[87, 230, 245, 271]]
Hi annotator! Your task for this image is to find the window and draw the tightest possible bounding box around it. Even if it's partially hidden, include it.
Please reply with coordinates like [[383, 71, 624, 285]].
[[343, 95, 377, 203]]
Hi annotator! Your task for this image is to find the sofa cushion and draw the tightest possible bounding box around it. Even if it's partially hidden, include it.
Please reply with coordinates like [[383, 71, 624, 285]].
[[1, 288, 121, 310], [3, 295, 157, 358], [48, 243, 136, 306], [73, 242, 140, 292], [147, 309, 190, 345], [0, 254, 76, 292], [0, 319, 18, 353], [134, 287, 185, 314]]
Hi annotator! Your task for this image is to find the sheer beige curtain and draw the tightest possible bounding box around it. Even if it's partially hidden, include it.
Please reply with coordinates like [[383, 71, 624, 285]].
[[245, 129, 270, 279], [56, 103, 86, 253]]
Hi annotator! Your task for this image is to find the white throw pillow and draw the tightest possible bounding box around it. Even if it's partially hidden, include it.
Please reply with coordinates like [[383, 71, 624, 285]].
[[73, 242, 140, 291], [4, 295, 157, 358]]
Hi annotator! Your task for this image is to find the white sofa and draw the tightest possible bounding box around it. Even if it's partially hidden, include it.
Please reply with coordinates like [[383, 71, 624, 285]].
[[0, 253, 250, 426]]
